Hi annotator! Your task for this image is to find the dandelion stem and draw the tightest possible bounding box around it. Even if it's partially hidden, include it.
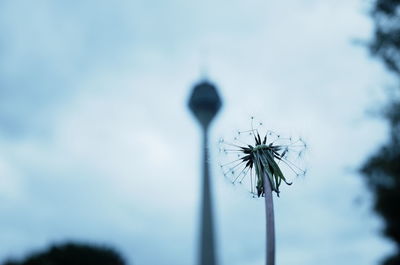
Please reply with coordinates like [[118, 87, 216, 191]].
[[264, 171, 275, 265]]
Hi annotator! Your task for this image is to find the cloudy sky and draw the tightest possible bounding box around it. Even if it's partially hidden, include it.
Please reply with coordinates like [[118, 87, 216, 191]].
[[0, 0, 396, 264]]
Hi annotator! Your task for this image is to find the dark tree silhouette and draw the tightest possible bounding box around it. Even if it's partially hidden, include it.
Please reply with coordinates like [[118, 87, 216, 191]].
[[361, 0, 400, 264], [370, 0, 400, 75], [2, 242, 127, 265]]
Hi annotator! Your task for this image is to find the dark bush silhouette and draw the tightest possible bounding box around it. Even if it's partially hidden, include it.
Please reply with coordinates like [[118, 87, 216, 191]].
[[2, 242, 127, 265], [361, 0, 400, 264]]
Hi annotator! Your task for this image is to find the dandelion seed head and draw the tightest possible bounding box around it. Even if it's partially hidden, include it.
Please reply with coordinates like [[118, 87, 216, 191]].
[[218, 117, 307, 197]]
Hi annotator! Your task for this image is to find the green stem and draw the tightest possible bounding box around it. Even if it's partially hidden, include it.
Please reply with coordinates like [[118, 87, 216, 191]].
[[264, 172, 275, 265]]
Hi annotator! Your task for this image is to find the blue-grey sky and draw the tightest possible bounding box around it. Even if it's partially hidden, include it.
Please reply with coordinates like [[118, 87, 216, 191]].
[[0, 0, 396, 264]]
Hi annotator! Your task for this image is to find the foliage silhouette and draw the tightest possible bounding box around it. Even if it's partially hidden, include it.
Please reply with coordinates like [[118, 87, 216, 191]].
[[362, 0, 400, 264], [370, 0, 400, 75], [2, 242, 127, 265]]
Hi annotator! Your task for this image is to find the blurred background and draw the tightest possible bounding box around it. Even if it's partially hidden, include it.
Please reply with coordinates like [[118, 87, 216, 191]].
[[0, 0, 399, 264]]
